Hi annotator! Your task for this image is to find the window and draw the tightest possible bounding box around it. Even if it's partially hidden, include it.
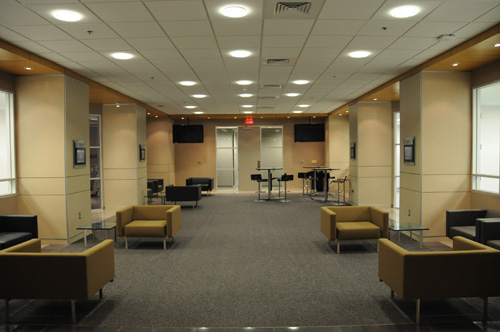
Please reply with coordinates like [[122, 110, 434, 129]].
[[473, 82, 500, 194], [0, 90, 15, 196]]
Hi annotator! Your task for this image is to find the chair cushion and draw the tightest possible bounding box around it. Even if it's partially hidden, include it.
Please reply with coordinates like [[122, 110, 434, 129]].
[[336, 222, 381, 240], [124, 220, 167, 237], [449, 226, 475, 240], [0, 232, 34, 250], [487, 240, 500, 250]]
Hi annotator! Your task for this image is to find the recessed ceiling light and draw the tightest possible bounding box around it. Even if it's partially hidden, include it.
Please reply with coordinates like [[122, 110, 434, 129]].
[[51, 9, 83, 22], [194, 111, 204, 114], [239, 93, 253, 98], [24, 67, 33, 70], [346, 110, 349, 113], [147, 112, 151, 115], [243, 111, 253, 114], [192, 94, 207, 98], [229, 50, 251, 58], [348, 51, 371, 58], [111, 52, 134, 60], [292, 80, 310, 85], [293, 110, 304, 113], [285, 93, 300, 97], [452, 62, 460, 67], [389, 5, 420, 18], [373, 98, 378, 101], [241, 105, 253, 108], [236, 80, 252, 85], [220, 5, 248, 18], [184, 106, 197, 109], [179, 81, 197, 86], [339, 114, 343, 116], [298, 104, 310, 108], [494, 43, 500, 48]]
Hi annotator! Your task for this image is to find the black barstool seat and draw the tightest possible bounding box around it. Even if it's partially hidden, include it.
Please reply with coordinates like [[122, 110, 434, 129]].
[[251, 174, 267, 201]]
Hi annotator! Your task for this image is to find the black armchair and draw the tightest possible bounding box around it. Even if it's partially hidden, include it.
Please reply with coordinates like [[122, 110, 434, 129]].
[[165, 184, 202, 208], [185, 177, 214, 195], [446, 209, 500, 240], [477, 218, 500, 250], [0, 215, 38, 249]]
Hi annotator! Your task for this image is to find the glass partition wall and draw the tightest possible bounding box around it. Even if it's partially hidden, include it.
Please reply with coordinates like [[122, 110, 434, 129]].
[[394, 112, 400, 208], [89, 115, 102, 209], [216, 127, 239, 191]]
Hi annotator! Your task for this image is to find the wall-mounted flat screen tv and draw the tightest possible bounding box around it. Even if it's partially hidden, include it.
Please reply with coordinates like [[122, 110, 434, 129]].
[[173, 124, 204, 143], [294, 124, 325, 142]]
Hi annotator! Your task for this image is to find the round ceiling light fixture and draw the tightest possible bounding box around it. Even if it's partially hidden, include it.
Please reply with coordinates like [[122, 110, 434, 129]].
[[243, 111, 253, 114], [292, 80, 310, 85], [184, 105, 197, 109], [241, 105, 253, 108], [285, 93, 300, 97], [220, 5, 249, 18], [293, 110, 304, 113], [229, 50, 252, 58], [179, 81, 197, 86], [51, 9, 83, 22], [239, 93, 253, 97], [194, 111, 204, 114], [192, 94, 207, 98], [236, 80, 253, 85], [298, 104, 310, 108], [389, 5, 420, 18], [111, 52, 134, 60], [348, 50, 371, 58]]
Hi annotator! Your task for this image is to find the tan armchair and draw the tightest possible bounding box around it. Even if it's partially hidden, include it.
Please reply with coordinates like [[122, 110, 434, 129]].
[[0, 239, 115, 323], [320, 206, 389, 253], [378, 237, 500, 324], [116, 205, 181, 249]]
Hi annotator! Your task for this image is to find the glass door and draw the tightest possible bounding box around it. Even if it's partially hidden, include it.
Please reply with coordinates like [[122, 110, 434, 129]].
[[89, 115, 102, 209], [216, 127, 238, 191], [260, 126, 283, 191]]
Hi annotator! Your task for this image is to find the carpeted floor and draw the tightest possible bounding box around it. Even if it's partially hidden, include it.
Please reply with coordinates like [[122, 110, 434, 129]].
[[2, 193, 500, 329]]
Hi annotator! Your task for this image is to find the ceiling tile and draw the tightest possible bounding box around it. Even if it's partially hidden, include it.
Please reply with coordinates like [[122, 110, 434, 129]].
[[217, 36, 261, 49], [263, 20, 315, 36], [12, 41, 52, 53], [0, 26, 28, 42], [404, 21, 468, 38], [212, 20, 262, 36], [56, 23, 119, 40], [37, 40, 92, 52], [171, 36, 218, 49], [159, 20, 214, 37], [262, 35, 308, 48], [388, 37, 438, 50], [145, 1, 208, 21], [319, 0, 385, 19], [371, 0, 442, 20], [82, 38, 133, 52], [454, 22, 499, 38], [0, 3, 49, 25], [109, 22, 165, 38], [311, 20, 367, 36], [425, 0, 500, 22], [346, 36, 398, 49], [10, 25, 72, 41], [300, 47, 342, 59], [38, 52, 73, 63], [58, 51, 106, 62], [357, 20, 418, 36], [86, 2, 153, 23], [475, 4, 500, 23], [261, 47, 302, 59], [126, 37, 176, 51], [304, 36, 352, 49]]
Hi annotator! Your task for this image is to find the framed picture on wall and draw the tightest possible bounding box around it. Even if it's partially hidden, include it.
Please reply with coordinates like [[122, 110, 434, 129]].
[[403, 137, 415, 164], [73, 140, 86, 166], [139, 144, 146, 161], [350, 142, 356, 159]]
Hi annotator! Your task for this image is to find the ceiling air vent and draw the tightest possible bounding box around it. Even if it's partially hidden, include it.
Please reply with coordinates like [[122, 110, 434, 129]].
[[261, 84, 282, 88], [266, 58, 290, 65], [259, 96, 279, 100], [257, 106, 275, 109], [275, 2, 311, 15]]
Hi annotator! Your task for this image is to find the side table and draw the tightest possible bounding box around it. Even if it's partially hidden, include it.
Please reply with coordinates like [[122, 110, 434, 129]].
[[77, 221, 117, 247]]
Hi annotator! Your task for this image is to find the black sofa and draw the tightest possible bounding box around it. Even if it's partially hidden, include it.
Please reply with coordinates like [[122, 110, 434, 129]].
[[165, 184, 202, 207], [0, 215, 38, 250], [186, 177, 214, 196], [476, 218, 500, 250], [446, 209, 500, 240]]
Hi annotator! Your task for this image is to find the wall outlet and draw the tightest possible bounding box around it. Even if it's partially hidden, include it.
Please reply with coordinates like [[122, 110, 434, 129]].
[[78, 212, 82, 220], [197, 161, 201, 165], [408, 210, 411, 216]]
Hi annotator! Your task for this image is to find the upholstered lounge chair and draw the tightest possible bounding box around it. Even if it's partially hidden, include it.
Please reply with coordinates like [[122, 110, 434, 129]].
[[0, 215, 38, 249], [379, 236, 500, 324], [446, 209, 500, 240], [0, 239, 115, 323], [116, 205, 181, 249], [320, 206, 389, 253]]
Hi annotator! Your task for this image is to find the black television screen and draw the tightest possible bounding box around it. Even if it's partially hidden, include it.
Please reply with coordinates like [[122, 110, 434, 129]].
[[294, 124, 325, 142], [173, 125, 204, 143]]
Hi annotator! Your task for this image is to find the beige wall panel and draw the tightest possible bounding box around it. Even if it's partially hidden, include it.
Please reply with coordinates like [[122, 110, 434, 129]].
[[400, 73, 422, 175], [103, 168, 138, 180], [471, 191, 500, 210], [328, 115, 350, 167], [400, 173, 421, 192], [67, 190, 91, 242], [102, 105, 137, 169], [0, 195, 18, 214], [238, 126, 261, 192], [422, 174, 471, 193], [136, 106, 147, 203], [357, 166, 392, 178], [421, 71, 471, 175], [66, 174, 91, 194], [18, 195, 67, 240], [147, 118, 173, 165], [349, 104, 358, 167], [17, 178, 65, 195], [138, 167, 148, 179], [422, 192, 471, 236], [348, 175, 358, 205], [147, 164, 168, 173], [358, 177, 391, 206], [399, 188, 421, 225], [358, 102, 392, 167], [16, 75, 65, 178], [65, 76, 90, 178], [103, 179, 138, 208]]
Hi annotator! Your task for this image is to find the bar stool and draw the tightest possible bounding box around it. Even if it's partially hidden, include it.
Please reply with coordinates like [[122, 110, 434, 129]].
[[251, 174, 267, 202], [278, 174, 294, 202], [297, 172, 308, 196], [331, 176, 348, 205]]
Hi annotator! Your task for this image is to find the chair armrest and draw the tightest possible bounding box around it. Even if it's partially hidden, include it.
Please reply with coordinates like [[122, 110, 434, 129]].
[[378, 239, 406, 296], [320, 207, 337, 241], [0, 215, 38, 237], [476, 219, 500, 244], [1, 238, 41, 253], [83, 239, 115, 298], [370, 207, 389, 238], [446, 209, 488, 238], [166, 205, 182, 237], [116, 206, 134, 237]]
